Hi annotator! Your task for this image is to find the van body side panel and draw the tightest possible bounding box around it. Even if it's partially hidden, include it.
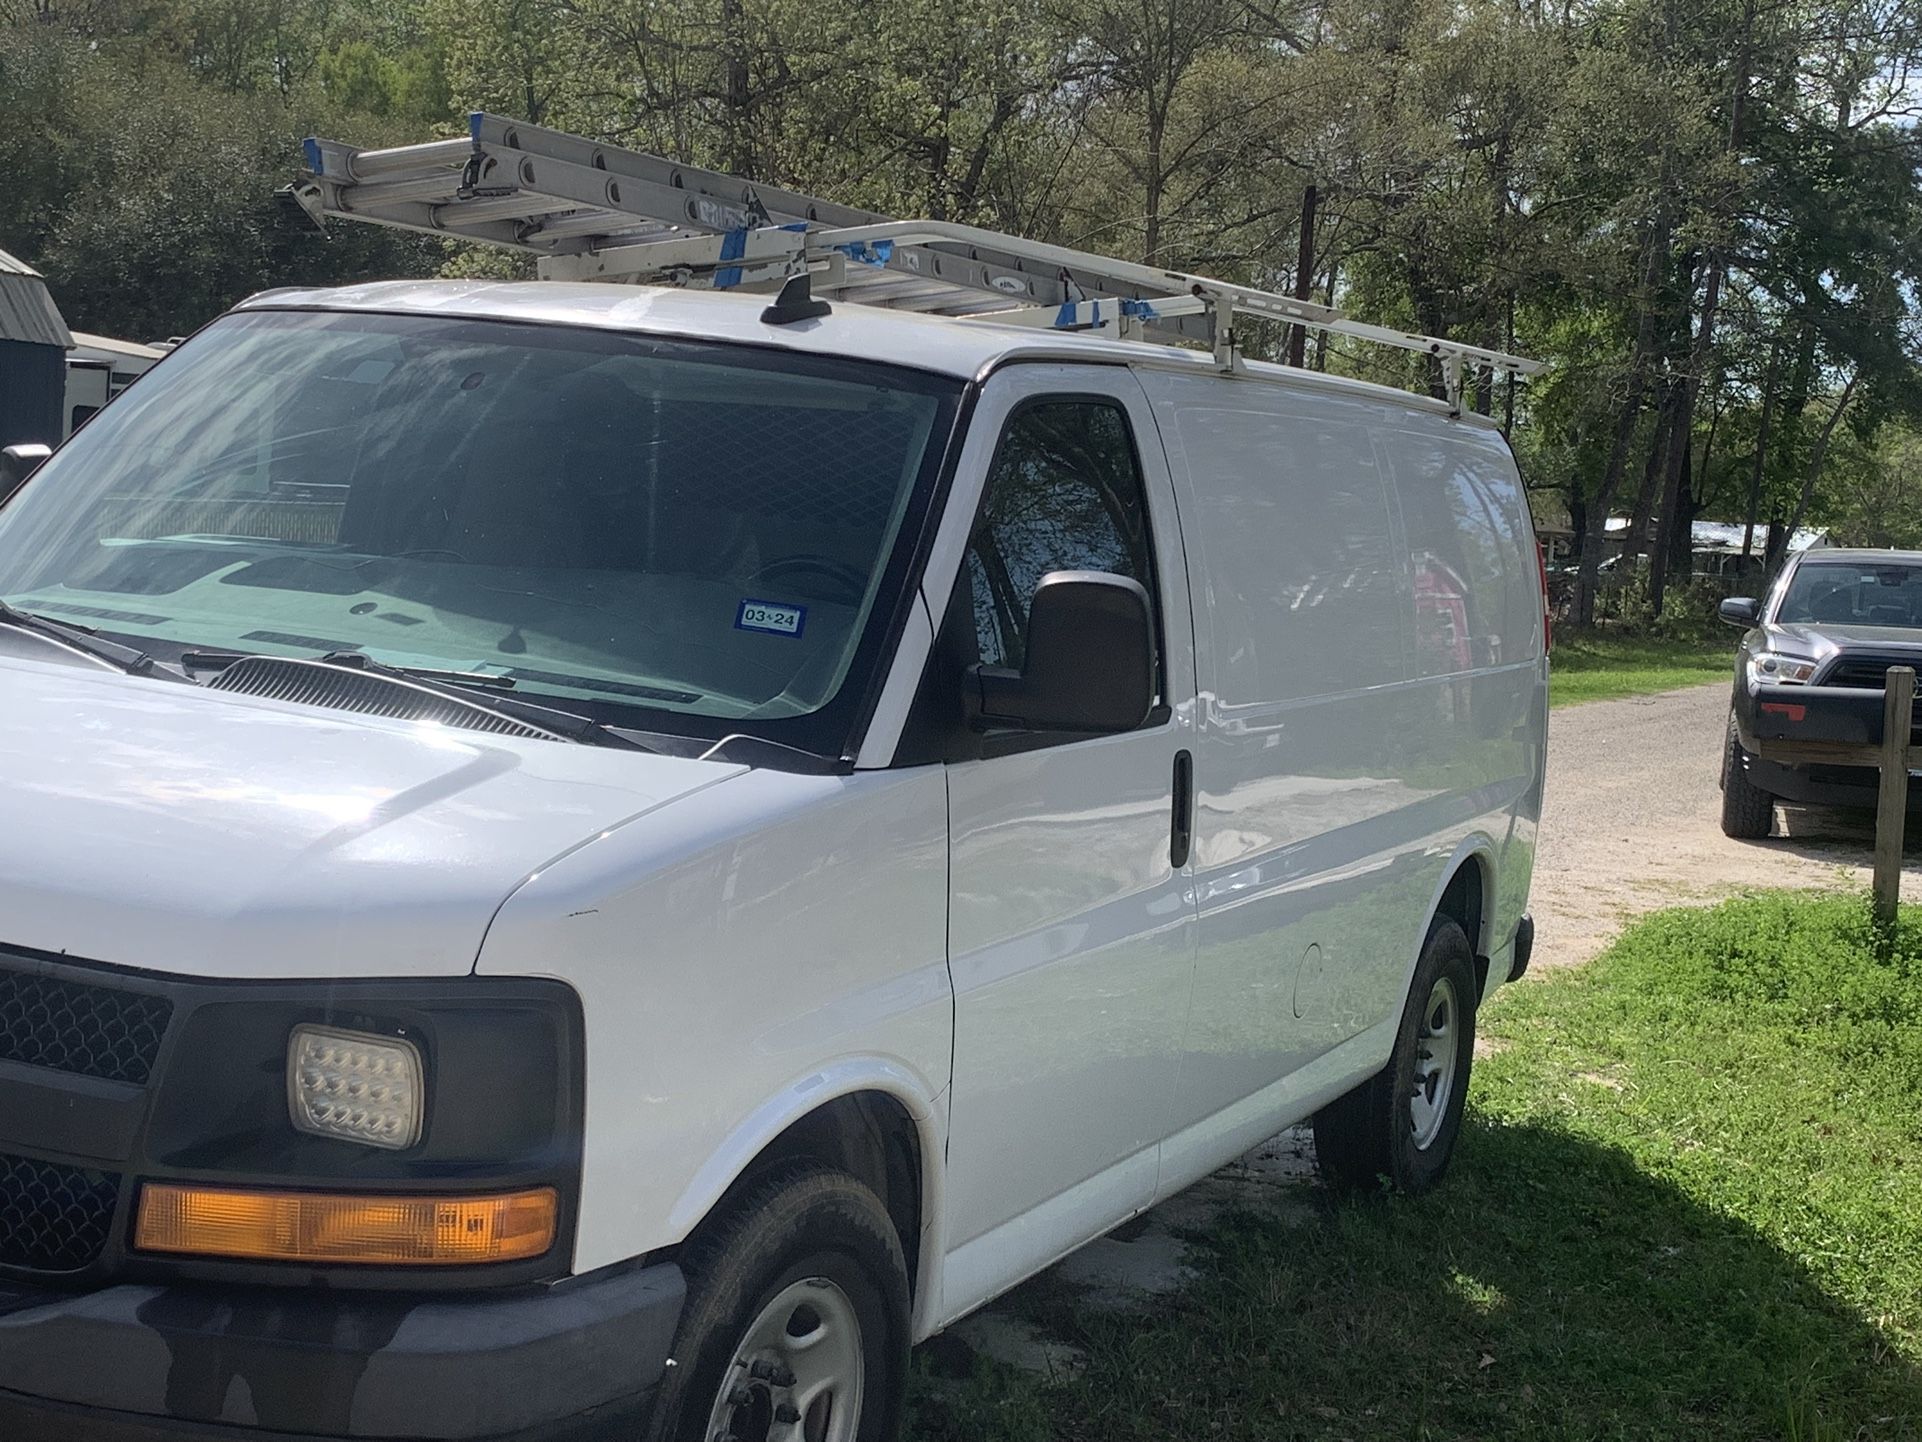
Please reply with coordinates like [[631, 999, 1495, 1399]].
[[473, 766, 953, 1280], [1142, 373, 1427, 1136], [1139, 371, 1543, 1168], [1380, 420, 1546, 982]]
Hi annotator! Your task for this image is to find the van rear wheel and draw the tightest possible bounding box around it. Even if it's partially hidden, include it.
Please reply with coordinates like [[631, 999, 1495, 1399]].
[[646, 1166, 909, 1442], [1312, 916, 1476, 1194]]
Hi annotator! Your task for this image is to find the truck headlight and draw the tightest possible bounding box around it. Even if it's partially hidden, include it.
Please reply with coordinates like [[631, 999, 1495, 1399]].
[[1750, 652, 1816, 686], [288, 1024, 424, 1150]]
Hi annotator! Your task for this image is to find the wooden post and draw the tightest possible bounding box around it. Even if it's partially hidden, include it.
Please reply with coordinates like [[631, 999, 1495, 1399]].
[[1874, 666, 1914, 926]]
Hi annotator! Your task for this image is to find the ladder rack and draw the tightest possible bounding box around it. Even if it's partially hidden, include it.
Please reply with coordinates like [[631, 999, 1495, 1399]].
[[291, 113, 1543, 412]]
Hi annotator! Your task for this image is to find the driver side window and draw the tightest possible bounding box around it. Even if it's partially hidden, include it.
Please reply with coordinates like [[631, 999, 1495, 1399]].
[[966, 399, 1159, 672]]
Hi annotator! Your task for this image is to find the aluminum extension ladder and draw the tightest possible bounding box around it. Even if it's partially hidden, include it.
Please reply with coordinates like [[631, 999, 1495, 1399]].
[[291, 113, 1542, 411]]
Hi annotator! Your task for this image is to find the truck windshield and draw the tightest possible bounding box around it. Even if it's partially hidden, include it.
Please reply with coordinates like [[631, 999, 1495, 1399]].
[[0, 309, 960, 756], [1777, 561, 1922, 630]]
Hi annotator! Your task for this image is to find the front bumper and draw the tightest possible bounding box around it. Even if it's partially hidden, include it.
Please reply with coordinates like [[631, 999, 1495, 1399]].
[[1733, 681, 1922, 809], [0, 1260, 684, 1441], [1735, 680, 1911, 754]]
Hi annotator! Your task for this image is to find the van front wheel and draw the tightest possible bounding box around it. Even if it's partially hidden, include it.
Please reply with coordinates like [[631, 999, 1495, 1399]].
[[646, 1166, 910, 1442], [1312, 916, 1477, 1194]]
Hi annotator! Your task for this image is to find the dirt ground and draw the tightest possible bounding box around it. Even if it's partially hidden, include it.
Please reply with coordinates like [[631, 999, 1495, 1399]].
[[1531, 680, 1921, 969]]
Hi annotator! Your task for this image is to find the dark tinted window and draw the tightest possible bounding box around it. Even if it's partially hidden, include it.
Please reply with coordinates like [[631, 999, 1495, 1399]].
[[1778, 561, 1922, 628], [966, 401, 1158, 671]]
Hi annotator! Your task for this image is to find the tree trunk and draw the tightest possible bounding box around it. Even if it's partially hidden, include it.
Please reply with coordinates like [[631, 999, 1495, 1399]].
[[1740, 340, 1780, 560], [1777, 371, 1859, 570], [1574, 211, 1671, 627], [1623, 373, 1676, 566], [722, 0, 751, 176], [1649, 255, 1724, 613], [1284, 185, 1317, 366]]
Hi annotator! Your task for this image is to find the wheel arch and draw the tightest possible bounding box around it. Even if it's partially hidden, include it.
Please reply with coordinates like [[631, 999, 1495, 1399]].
[[1421, 841, 1497, 999], [663, 1061, 945, 1335]]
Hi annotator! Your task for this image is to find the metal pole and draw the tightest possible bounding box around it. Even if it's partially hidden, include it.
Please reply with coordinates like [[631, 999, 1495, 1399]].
[[1874, 666, 1913, 926]]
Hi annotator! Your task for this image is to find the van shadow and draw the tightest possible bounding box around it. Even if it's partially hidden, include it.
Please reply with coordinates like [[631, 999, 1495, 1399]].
[[913, 1121, 1922, 1441]]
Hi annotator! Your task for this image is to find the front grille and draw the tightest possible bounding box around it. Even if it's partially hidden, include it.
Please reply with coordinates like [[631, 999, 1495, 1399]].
[[1818, 654, 1922, 688], [0, 1152, 118, 1272], [0, 966, 172, 1085]]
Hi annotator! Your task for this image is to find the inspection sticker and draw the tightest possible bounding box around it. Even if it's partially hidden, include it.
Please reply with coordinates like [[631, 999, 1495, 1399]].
[[735, 598, 808, 637]]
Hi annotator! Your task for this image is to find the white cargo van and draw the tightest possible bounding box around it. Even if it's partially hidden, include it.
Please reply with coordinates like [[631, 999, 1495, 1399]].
[[0, 122, 1544, 1442]]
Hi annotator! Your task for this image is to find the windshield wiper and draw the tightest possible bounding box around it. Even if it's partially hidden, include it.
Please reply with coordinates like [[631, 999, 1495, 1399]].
[[0, 600, 174, 679], [313, 652, 654, 750], [181, 647, 650, 748], [183, 649, 518, 690]]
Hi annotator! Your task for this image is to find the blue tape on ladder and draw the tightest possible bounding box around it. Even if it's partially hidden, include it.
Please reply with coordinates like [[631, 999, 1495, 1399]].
[[1120, 298, 1158, 320], [836, 239, 894, 268], [468, 112, 484, 142], [1053, 301, 1078, 328], [302, 137, 324, 176], [714, 228, 748, 290]]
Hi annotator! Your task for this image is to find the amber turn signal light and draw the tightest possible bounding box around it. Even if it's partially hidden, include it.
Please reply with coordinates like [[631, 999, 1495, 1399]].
[[135, 1183, 558, 1265]]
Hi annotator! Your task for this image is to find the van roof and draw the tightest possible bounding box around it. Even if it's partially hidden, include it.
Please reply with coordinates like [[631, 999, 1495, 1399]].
[[233, 279, 1493, 427]]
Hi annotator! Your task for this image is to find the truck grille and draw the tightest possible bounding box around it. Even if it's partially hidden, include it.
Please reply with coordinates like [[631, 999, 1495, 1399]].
[[1818, 654, 1922, 689], [0, 966, 172, 1086], [0, 1152, 119, 1272]]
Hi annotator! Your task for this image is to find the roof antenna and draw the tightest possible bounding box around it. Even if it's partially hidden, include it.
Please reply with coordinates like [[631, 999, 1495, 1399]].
[[761, 270, 831, 325]]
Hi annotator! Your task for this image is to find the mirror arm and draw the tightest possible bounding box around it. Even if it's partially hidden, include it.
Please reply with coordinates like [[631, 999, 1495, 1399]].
[[963, 664, 1023, 731]]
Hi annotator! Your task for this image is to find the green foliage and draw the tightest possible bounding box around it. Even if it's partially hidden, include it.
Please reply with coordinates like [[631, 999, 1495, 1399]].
[[908, 893, 1922, 1440], [2, 0, 1919, 556], [1548, 630, 1731, 706], [0, 21, 446, 339]]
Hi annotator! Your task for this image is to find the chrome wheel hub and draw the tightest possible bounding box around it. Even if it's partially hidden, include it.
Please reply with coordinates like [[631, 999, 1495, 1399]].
[[706, 1277, 863, 1442], [1409, 975, 1460, 1151]]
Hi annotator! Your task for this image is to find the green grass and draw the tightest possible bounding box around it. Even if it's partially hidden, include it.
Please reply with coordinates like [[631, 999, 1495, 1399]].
[[1551, 632, 1733, 708], [909, 893, 1922, 1441]]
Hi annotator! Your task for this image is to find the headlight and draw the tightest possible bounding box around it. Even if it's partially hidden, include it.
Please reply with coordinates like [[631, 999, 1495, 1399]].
[[288, 1024, 424, 1150], [1750, 651, 1817, 686]]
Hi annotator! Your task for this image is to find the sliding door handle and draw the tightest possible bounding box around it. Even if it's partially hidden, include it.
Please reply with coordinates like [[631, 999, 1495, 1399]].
[[1170, 749, 1194, 870]]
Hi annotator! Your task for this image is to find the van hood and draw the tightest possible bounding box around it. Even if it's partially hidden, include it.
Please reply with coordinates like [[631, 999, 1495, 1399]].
[[0, 655, 743, 979]]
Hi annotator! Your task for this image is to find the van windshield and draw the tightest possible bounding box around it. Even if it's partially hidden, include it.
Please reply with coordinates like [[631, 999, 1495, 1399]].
[[0, 309, 959, 755]]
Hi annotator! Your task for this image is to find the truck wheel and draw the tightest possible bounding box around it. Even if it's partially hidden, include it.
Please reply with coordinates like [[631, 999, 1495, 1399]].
[[1312, 916, 1476, 1194], [646, 1166, 909, 1442], [1720, 712, 1775, 839]]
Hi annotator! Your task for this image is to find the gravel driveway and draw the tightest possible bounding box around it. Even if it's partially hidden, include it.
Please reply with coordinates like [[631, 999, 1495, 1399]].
[[1531, 679, 1921, 969]]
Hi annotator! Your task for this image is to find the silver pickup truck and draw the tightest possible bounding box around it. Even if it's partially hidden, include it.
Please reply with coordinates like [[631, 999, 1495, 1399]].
[[1720, 548, 1922, 837]]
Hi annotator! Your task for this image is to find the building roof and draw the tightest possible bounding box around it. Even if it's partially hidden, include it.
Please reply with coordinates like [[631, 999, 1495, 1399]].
[[69, 332, 168, 363], [1602, 517, 1827, 554], [231, 278, 1498, 425], [0, 248, 73, 349]]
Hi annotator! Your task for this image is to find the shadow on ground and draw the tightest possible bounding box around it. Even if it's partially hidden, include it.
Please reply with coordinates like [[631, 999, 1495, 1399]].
[[908, 1119, 1922, 1441], [1765, 802, 1922, 861]]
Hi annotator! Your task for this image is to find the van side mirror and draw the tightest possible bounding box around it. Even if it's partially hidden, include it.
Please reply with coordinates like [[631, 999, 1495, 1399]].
[[968, 571, 1156, 734], [0, 444, 51, 504], [1718, 596, 1761, 627]]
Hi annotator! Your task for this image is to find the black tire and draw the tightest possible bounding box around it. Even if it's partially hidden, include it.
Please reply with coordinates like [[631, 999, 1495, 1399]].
[[1720, 711, 1775, 839], [1312, 916, 1477, 1194], [645, 1166, 910, 1442]]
